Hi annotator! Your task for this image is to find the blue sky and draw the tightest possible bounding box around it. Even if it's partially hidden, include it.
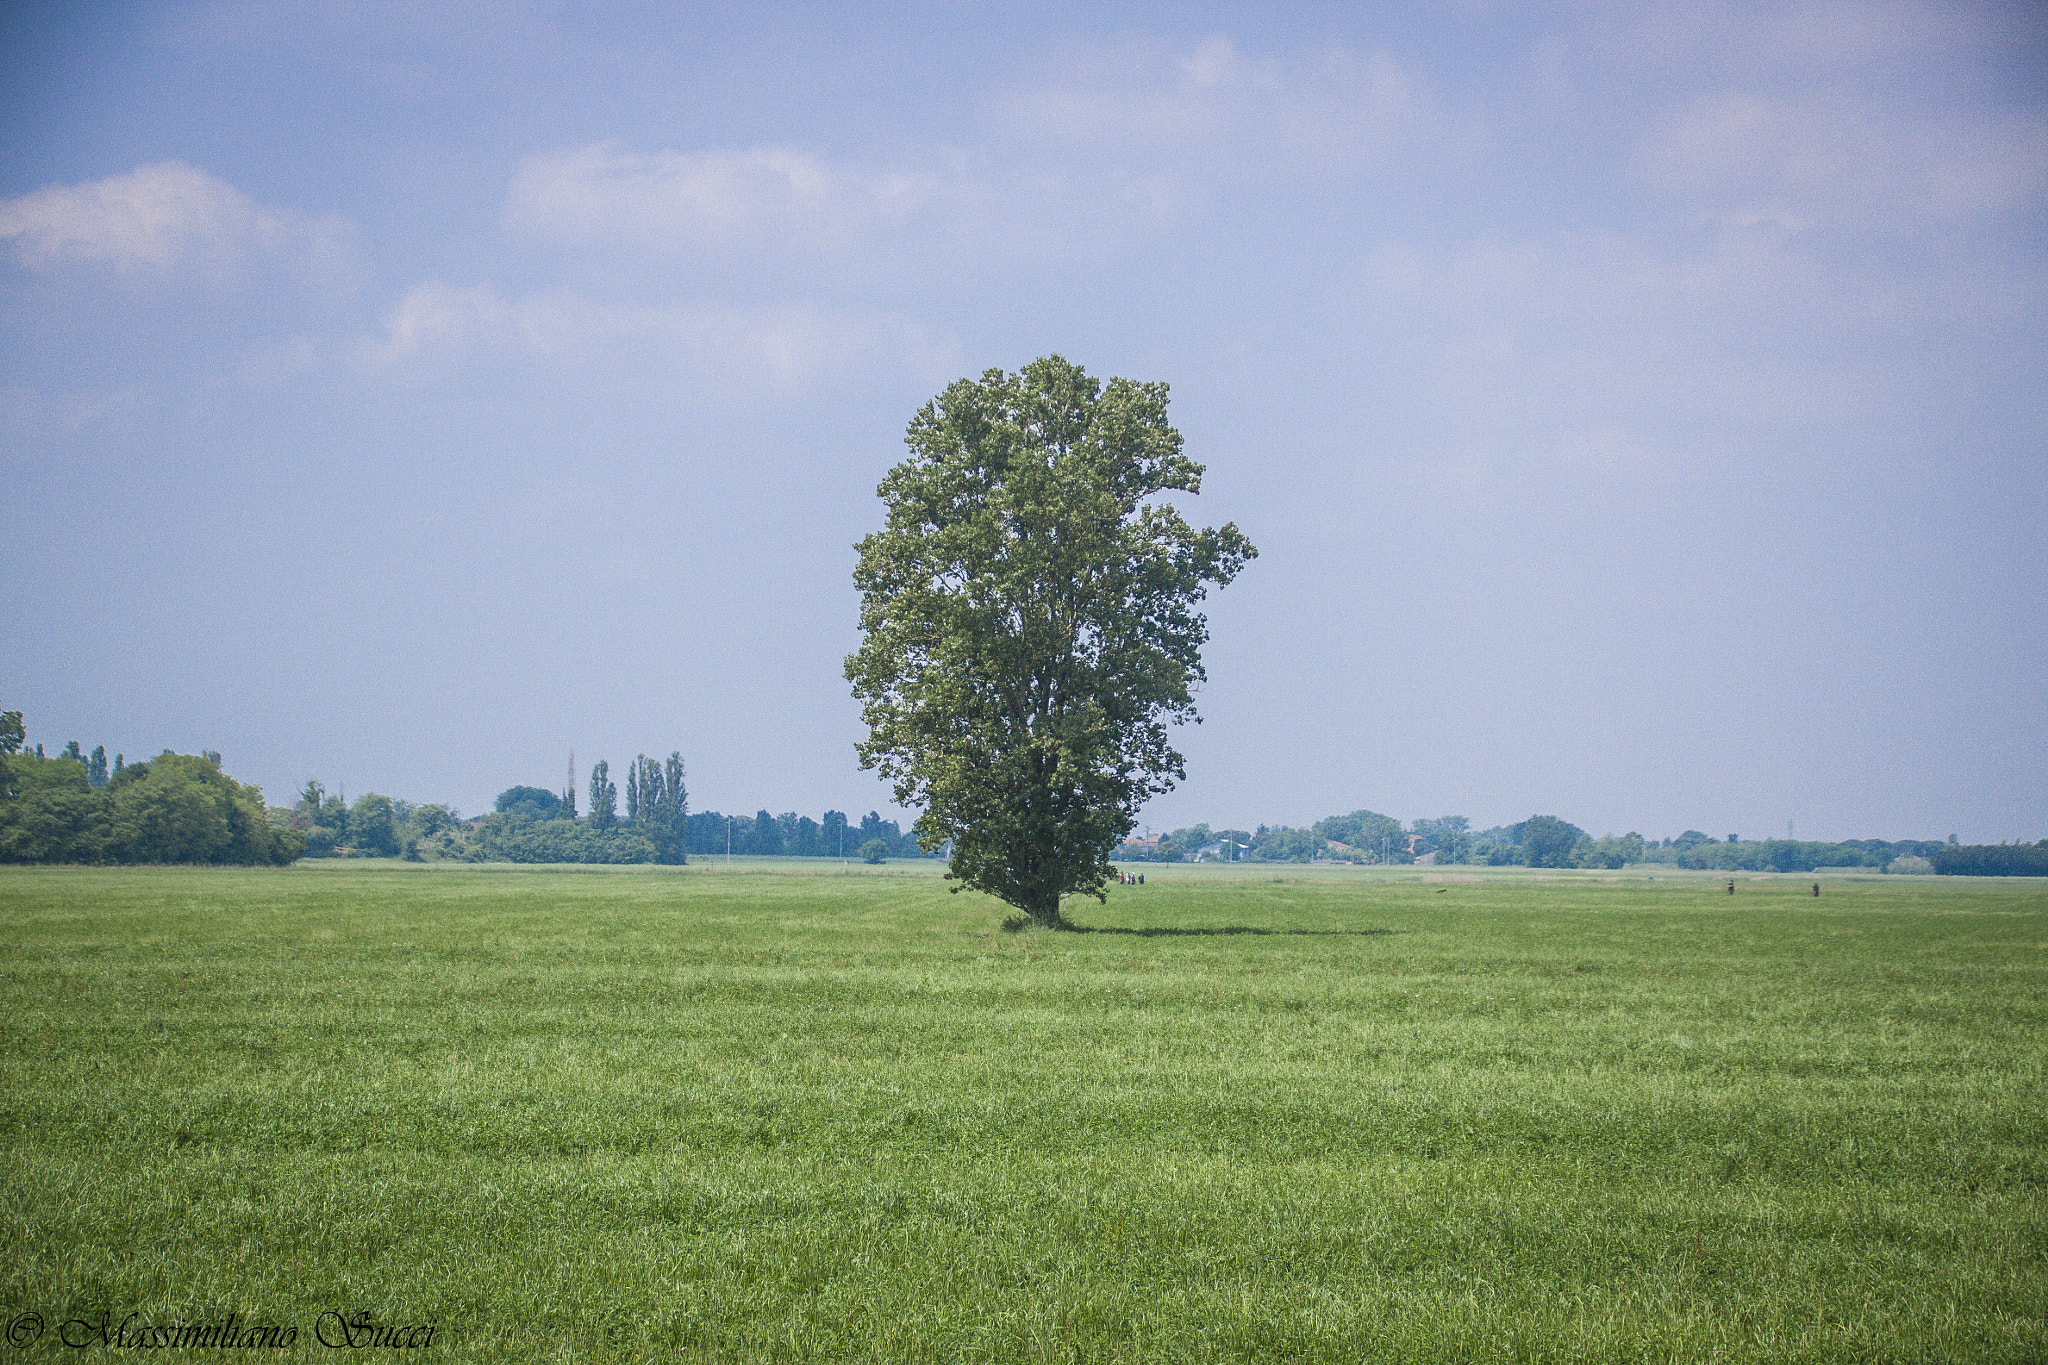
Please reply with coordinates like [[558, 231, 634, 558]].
[[4, 0, 2044, 842]]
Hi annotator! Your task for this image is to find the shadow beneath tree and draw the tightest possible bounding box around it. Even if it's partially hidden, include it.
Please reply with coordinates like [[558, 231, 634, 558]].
[[1076, 925, 1397, 938], [1017, 921, 1397, 938]]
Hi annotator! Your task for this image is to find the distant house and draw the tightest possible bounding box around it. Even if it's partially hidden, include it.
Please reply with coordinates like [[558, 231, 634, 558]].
[[1195, 841, 1226, 862], [1119, 835, 1160, 858], [1415, 851, 1437, 865]]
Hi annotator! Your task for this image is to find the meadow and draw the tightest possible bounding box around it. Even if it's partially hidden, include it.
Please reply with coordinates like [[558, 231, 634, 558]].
[[0, 860, 2042, 1362]]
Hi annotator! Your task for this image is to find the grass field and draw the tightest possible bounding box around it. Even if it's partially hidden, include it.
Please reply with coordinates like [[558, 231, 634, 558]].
[[1, 861, 2043, 1362]]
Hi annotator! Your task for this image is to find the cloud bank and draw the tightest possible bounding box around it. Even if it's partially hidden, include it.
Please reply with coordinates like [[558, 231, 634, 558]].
[[0, 161, 356, 282]]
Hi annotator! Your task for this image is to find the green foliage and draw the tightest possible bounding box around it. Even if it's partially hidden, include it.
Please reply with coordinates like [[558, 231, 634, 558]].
[[1211, 828, 1252, 861], [1311, 810, 1406, 861], [821, 809, 849, 857], [1519, 814, 1585, 868], [1931, 842, 2048, 876], [681, 809, 893, 859], [0, 749, 302, 865], [464, 811, 655, 864], [1666, 838, 1937, 874], [406, 803, 458, 839], [0, 708, 22, 756], [1573, 831, 1646, 870], [588, 760, 618, 830], [1251, 826, 1330, 862], [493, 785, 561, 821], [859, 837, 889, 864], [628, 752, 688, 864], [1410, 815, 1472, 863], [317, 793, 348, 836], [348, 792, 399, 857], [848, 356, 1256, 926]]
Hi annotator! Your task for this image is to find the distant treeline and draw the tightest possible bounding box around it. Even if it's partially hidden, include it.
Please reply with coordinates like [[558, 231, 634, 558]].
[[0, 712, 302, 866], [5, 706, 2038, 873], [679, 808, 923, 861], [1135, 811, 1994, 875], [1929, 843, 2048, 877], [448, 790, 926, 865], [288, 759, 930, 865]]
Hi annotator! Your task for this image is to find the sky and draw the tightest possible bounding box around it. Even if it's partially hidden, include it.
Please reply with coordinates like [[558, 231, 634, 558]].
[[3, 0, 2044, 844]]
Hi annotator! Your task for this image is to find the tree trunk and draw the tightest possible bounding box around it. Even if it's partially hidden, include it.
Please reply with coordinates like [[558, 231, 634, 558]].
[[1025, 891, 1070, 929]]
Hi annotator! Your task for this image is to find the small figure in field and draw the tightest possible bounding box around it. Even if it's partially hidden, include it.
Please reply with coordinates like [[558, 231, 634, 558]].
[[1138, 873, 1145, 885], [1727, 879, 1736, 895], [1813, 882, 1820, 897]]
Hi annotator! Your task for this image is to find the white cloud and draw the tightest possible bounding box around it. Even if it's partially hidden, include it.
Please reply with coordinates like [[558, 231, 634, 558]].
[[509, 144, 835, 244], [0, 161, 356, 282], [1640, 92, 2048, 228], [502, 35, 1444, 273], [991, 34, 1434, 173], [505, 143, 991, 255], [368, 280, 957, 389], [502, 138, 1177, 290]]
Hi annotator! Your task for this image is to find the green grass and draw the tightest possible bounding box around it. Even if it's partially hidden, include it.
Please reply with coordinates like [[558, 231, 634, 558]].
[[1, 861, 2043, 1361]]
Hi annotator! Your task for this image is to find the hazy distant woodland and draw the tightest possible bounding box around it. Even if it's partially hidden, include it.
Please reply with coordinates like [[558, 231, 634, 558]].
[[5, 708, 2038, 873]]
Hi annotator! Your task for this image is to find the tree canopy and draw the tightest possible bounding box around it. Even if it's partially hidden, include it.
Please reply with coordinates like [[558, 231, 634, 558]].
[[1518, 815, 1585, 869], [0, 745, 302, 866], [493, 785, 561, 820], [846, 355, 1255, 926]]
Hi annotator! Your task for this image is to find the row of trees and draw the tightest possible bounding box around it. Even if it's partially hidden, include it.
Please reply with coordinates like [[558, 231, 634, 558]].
[[0, 709, 302, 865], [1131, 809, 1964, 874], [286, 781, 461, 859], [1927, 843, 2048, 877], [378, 749, 929, 866], [1646, 834, 1948, 873], [681, 808, 921, 860], [1134, 813, 1599, 867]]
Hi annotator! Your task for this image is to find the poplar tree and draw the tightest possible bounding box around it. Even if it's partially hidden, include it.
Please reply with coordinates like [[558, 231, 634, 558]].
[[588, 760, 618, 829], [846, 355, 1255, 926], [629, 752, 688, 863]]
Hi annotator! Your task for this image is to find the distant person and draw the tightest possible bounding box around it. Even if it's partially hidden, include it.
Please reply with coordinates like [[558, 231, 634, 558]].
[[1728, 879, 1736, 895], [1813, 883, 1820, 897]]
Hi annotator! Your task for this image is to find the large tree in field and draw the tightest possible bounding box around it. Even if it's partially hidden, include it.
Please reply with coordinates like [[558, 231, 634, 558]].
[[847, 355, 1255, 927]]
